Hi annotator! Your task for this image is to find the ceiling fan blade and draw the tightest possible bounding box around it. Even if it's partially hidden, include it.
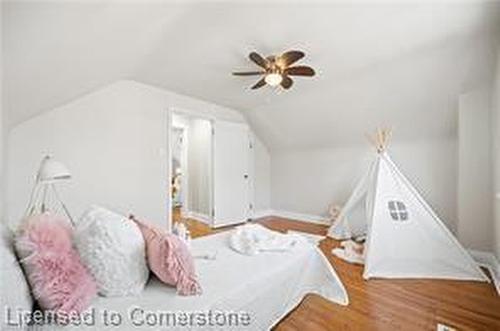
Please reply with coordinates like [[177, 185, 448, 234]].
[[251, 77, 266, 89], [281, 76, 293, 89], [280, 50, 305, 67], [285, 65, 315, 76], [232, 71, 265, 76], [249, 52, 268, 69]]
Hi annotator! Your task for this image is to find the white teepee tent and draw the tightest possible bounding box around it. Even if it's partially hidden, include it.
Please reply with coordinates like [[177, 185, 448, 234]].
[[328, 129, 489, 282]]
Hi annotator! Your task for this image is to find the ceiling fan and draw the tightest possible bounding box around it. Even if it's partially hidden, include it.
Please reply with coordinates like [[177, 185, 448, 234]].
[[233, 50, 316, 90]]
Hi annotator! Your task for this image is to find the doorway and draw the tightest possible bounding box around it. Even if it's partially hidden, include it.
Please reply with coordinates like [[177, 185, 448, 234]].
[[168, 110, 253, 229], [170, 112, 213, 226]]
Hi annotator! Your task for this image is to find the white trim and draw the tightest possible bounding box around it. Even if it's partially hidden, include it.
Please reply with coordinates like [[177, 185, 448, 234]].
[[272, 210, 330, 225], [252, 209, 274, 219], [469, 249, 500, 295], [252, 209, 331, 226], [187, 211, 213, 226]]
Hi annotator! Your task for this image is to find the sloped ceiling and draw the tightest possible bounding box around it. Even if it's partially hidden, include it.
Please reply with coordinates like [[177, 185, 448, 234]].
[[2, 1, 500, 150]]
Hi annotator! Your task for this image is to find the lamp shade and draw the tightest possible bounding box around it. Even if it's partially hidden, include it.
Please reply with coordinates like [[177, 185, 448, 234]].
[[37, 156, 71, 183]]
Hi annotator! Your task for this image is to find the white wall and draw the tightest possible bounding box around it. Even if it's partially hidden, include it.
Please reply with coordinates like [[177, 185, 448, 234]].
[[271, 139, 458, 231], [6, 80, 270, 229], [187, 118, 212, 216], [0, 1, 4, 221], [253, 136, 271, 213], [493, 45, 500, 260], [458, 88, 493, 251], [8, 81, 167, 228]]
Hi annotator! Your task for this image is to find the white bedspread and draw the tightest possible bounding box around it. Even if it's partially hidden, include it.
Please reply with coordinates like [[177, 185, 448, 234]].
[[26, 229, 348, 331]]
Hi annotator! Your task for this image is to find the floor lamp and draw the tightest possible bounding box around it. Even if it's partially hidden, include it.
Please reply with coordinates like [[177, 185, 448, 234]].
[[24, 156, 74, 225]]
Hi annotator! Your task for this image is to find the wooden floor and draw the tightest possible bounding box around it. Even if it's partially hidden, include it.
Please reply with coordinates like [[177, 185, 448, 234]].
[[173, 213, 500, 331]]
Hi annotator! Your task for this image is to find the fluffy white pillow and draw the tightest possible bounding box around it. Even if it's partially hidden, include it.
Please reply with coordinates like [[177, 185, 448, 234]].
[[75, 206, 149, 297], [1, 224, 33, 329]]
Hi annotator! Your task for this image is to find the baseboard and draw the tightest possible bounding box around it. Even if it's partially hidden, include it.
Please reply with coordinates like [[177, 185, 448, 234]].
[[253, 209, 331, 226], [251, 209, 274, 219], [469, 249, 500, 295], [186, 211, 212, 226], [188, 209, 329, 226]]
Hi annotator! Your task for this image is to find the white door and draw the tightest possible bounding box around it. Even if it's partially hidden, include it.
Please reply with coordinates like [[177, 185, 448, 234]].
[[213, 120, 250, 227]]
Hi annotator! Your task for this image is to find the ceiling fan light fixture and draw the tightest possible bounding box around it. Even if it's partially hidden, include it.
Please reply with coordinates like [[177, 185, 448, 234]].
[[264, 73, 283, 86], [233, 50, 315, 90]]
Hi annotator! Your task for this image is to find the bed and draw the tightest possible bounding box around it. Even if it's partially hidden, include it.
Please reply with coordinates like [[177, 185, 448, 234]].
[[24, 229, 348, 331]]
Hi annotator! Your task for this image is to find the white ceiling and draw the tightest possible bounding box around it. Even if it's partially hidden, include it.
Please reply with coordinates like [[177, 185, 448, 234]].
[[3, 1, 500, 150]]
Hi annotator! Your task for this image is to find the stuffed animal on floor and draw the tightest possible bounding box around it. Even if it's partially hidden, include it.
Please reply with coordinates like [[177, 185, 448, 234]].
[[331, 239, 365, 265], [328, 203, 342, 224], [327, 203, 366, 264]]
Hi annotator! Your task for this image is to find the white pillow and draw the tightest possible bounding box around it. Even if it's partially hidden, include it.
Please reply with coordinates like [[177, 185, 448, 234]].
[[0, 224, 33, 329], [75, 206, 149, 297]]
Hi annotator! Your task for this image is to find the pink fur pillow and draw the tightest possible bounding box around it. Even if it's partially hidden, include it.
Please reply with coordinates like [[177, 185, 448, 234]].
[[15, 213, 97, 315], [129, 215, 201, 296]]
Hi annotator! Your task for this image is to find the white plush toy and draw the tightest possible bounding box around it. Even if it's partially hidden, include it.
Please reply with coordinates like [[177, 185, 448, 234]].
[[328, 203, 342, 224], [331, 239, 365, 265], [173, 222, 191, 248]]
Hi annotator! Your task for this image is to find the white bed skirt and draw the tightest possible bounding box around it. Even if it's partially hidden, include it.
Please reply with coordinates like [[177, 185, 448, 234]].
[[24, 230, 348, 331]]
